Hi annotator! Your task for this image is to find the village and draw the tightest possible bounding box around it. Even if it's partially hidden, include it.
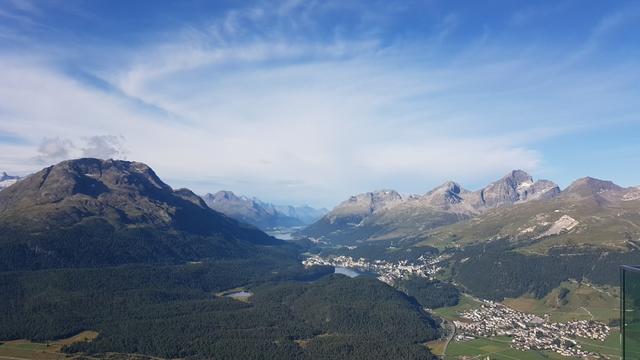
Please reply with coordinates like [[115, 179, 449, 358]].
[[302, 254, 445, 285], [454, 301, 610, 358]]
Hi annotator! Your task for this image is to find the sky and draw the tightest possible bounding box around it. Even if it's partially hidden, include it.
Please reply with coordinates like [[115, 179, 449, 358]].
[[0, 0, 639, 208]]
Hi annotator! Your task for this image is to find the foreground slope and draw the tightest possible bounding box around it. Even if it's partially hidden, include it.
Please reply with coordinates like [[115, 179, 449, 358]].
[[0, 158, 281, 270], [0, 269, 439, 359]]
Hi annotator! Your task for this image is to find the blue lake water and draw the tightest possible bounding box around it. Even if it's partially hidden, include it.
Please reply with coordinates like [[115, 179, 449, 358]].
[[334, 267, 361, 278], [226, 290, 253, 299], [265, 227, 303, 240]]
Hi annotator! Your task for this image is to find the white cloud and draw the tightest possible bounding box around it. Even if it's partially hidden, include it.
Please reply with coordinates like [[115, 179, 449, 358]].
[[0, 5, 639, 207], [82, 135, 127, 159], [35, 137, 74, 164]]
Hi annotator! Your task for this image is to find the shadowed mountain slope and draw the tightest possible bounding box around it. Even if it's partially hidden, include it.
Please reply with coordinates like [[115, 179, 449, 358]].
[[0, 158, 283, 271]]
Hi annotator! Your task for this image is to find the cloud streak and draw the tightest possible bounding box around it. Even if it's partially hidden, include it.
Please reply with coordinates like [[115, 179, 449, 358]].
[[0, 1, 639, 206]]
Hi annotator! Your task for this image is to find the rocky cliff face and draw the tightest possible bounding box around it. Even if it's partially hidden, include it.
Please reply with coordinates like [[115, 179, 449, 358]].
[[473, 170, 560, 209]]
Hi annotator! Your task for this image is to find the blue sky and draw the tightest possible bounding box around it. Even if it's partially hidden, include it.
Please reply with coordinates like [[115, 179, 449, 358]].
[[0, 0, 639, 207]]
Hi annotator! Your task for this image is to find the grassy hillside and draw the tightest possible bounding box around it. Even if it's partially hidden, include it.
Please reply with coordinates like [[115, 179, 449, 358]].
[[502, 281, 619, 323], [418, 193, 640, 253]]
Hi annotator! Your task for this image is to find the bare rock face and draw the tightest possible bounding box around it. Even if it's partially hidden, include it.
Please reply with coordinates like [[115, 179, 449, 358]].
[[300, 190, 404, 243], [326, 190, 404, 225], [421, 181, 465, 206], [474, 170, 560, 209], [623, 187, 640, 201]]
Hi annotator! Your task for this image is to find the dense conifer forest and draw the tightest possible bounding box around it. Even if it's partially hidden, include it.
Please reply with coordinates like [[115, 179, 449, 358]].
[[451, 240, 640, 300], [0, 259, 439, 359]]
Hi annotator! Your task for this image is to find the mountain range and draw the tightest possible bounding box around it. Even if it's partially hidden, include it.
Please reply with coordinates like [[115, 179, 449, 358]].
[[424, 176, 640, 253], [201, 190, 327, 230], [0, 158, 283, 271], [302, 170, 560, 244], [301, 170, 640, 252]]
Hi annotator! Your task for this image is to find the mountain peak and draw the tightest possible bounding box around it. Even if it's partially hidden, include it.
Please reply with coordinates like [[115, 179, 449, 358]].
[[418, 181, 469, 210], [501, 169, 533, 184], [0, 158, 279, 270], [202, 191, 326, 230], [477, 170, 558, 208], [564, 177, 624, 196], [436, 181, 463, 193], [207, 190, 241, 202]]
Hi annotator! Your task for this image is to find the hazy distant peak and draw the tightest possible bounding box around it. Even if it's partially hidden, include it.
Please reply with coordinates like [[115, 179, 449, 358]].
[[207, 190, 241, 201], [0, 171, 20, 191], [201, 190, 326, 230], [428, 181, 465, 195]]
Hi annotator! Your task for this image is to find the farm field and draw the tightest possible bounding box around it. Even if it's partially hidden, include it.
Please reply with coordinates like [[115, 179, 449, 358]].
[[445, 336, 568, 360], [577, 329, 621, 359], [0, 331, 97, 360]]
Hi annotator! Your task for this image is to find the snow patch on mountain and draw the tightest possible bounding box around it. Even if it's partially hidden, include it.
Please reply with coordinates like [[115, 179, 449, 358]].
[[539, 215, 579, 238]]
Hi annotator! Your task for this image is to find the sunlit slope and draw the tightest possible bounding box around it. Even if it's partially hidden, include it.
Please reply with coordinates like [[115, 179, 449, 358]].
[[420, 177, 640, 253]]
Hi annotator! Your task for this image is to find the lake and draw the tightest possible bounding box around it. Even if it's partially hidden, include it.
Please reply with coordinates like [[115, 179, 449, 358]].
[[225, 290, 253, 299], [334, 267, 361, 278], [265, 227, 303, 240]]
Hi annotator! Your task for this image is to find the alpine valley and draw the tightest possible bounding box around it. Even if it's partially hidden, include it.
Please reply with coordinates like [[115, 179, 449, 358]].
[[1, 160, 637, 359]]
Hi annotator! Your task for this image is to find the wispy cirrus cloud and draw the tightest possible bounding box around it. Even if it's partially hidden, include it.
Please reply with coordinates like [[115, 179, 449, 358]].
[[0, 1, 639, 206]]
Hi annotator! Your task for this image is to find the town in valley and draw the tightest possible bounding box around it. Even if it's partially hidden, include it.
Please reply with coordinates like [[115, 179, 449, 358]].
[[304, 254, 612, 359]]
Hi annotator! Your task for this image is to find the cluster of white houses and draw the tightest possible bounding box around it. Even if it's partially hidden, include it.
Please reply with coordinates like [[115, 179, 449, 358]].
[[302, 254, 444, 285], [455, 301, 609, 358]]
